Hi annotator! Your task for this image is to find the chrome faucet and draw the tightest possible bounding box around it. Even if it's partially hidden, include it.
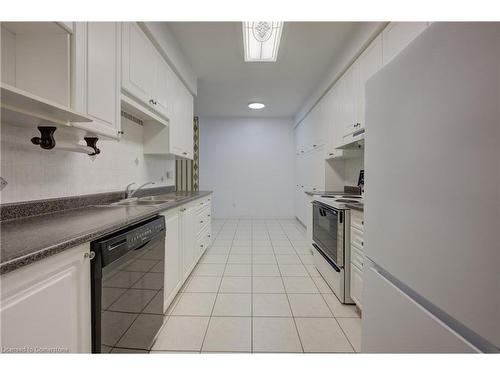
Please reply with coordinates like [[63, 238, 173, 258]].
[[125, 181, 155, 199]]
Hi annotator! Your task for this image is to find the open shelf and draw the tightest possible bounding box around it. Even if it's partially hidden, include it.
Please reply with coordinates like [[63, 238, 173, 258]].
[[1, 83, 92, 127]]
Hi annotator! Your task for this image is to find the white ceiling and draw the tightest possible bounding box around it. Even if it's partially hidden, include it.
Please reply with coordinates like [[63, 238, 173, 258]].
[[167, 22, 364, 118]]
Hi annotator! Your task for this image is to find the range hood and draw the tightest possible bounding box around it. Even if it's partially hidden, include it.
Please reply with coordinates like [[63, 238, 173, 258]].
[[336, 128, 365, 150]]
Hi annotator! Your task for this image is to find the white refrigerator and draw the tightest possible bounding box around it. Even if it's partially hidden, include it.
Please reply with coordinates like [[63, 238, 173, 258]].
[[362, 23, 500, 353]]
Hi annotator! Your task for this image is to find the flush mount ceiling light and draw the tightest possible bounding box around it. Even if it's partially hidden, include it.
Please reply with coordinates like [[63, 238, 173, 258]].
[[248, 102, 265, 110], [242, 21, 284, 62]]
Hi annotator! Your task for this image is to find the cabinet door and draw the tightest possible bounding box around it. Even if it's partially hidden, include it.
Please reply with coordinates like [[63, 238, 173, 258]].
[[73, 22, 121, 138], [168, 76, 194, 159], [163, 210, 182, 310], [154, 57, 174, 120], [168, 75, 185, 157], [382, 22, 428, 65], [322, 86, 337, 155], [0, 243, 91, 353], [181, 204, 197, 280], [181, 84, 194, 159], [350, 263, 363, 308], [358, 34, 383, 129], [122, 23, 157, 107], [342, 63, 360, 138]]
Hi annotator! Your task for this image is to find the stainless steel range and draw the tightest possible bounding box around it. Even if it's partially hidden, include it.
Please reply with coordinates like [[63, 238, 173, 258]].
[[311, 193, 362, 304]]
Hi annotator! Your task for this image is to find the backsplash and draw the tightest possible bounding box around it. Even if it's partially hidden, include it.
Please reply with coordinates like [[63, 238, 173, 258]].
[[0, 117, 175, 203], [344, 155, 364, 187]]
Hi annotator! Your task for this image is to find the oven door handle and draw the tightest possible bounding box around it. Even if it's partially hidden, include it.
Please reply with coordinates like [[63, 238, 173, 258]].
[[312, 243, 341, 273]]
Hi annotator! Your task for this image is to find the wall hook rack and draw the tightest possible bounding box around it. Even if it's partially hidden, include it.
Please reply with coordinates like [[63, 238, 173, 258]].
[[84, 137, 100, 156], [31, 126, 101, 156], [31, 126, 57, 150]]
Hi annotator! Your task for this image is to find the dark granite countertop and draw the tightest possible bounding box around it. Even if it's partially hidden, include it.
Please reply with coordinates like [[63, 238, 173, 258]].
[[305, 191, 336, 196], [0, 191, 212, 275]]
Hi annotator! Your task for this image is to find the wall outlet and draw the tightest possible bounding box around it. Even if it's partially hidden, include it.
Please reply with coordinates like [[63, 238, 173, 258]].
[[166, 171, 172, 179]]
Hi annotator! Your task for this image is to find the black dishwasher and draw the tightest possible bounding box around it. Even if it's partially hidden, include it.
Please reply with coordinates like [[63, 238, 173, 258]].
[[90, 215, 166, 353]]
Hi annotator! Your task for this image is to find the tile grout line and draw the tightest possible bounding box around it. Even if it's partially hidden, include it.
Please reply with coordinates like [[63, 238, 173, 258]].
[[274, 219, 305, 353], [250, 219, 253, 353], [199, 218, 237, 353], [291, 217, 358, 352], [157, 219, 227, 351]]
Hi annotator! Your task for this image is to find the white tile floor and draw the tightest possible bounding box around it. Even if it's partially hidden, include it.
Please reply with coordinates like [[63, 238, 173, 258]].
[[151, 219, 361, 353]]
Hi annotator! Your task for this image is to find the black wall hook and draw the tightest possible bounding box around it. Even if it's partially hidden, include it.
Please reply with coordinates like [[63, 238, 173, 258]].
[[31, 126, 57, 150], [84, 137, 100, 156]]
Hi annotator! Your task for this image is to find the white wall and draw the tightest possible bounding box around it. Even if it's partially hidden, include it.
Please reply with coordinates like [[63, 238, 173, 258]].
[[199, 117, 295, 219], [0, 118, 175, 203]]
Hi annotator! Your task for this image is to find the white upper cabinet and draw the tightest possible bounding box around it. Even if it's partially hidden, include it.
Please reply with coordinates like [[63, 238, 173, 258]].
[[357, 34, 383, 130], [1, 22, 71, 107], [382, 22, 429, 65], [171, 78, 194, 159], [340, 63, 360, 139], [122, 22, 175, 122], [154, 56, 174, 119], [72, 22, 122, 139], [122, 23, 158, 109], [122, 22, 194, 159], [181, 84, 194, 158]]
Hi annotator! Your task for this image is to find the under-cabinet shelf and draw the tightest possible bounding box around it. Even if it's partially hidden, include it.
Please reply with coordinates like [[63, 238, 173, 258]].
[[1, 83, 92, 128]]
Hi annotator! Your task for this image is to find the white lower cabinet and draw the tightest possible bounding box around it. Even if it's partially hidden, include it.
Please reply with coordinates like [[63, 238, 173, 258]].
[[162, 209, 183, 310], [0, 243, 92, 353], [180, 203, 198, 280], [350, 263, 363, 308], [350, 209, 365, 309], [161, 194, 212, 312]]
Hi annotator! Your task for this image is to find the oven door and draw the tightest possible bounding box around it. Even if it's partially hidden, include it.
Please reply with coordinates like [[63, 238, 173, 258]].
[[312, 201, 344, 270]]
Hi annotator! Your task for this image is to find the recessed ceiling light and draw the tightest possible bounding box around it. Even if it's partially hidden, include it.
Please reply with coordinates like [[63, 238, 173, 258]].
[[242, 22, 284, 62], [248, 102, 265, 110]]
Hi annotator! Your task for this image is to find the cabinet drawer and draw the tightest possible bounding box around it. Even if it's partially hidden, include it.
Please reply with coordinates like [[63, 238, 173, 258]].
[[343, 122, 363, 138], [351, 209, 364, 231], [197, 228, 211, 253], [196, 197, 212, 211], [351, 244, 365, 270], [351, 226, 364, 250], [350, 263, 363, 309], [196, 207, 211, 234]]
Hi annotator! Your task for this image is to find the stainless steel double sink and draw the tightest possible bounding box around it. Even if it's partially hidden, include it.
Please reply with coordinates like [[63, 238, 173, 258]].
[[107, 194, 180, 207]]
